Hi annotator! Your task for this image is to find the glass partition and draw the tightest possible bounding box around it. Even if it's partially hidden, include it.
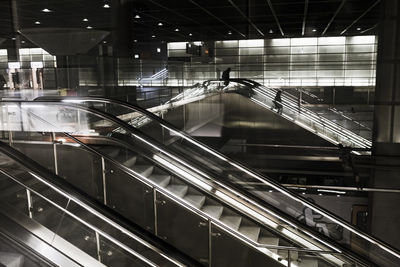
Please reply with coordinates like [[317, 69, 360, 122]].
[[38, 97, 400, 267], [0, 101, 369, 266]]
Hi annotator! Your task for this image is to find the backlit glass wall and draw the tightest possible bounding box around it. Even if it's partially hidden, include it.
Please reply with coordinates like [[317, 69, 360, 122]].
[[167, 36, 377, 87]]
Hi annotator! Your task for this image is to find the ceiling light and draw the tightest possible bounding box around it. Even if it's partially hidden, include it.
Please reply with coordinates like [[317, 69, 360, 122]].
[[21, 40, 25, 44], [312, 29, 317, 32], [228, 31, 232, 35], [11, 37, 16, 40], [83, 18, 89, 22], [86, 26, 93, 29], [42, 8, 51, 12], [103, 41, 107, 44], [134, 54, 139, 59], [35, 21, 41, 25], [158, 22, 163, 26], [269, 29, 273, 34], [103, 3, 110, 8], [189, 33, 193, 36], [151, 35, 156, 38], [157, 48, 161, 53], [134, 39, 138, 42], [356, 27, 361, 31], [174, 28, 179, 32], [134, 14, 141, 19]]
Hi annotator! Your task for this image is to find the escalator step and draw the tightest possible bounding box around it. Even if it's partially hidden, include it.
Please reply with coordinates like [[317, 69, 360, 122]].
[[131, 165, 154, 177], [148, 175, 171, 187], [259, 237, 280, 253], [201, 205, 223, 219], [123, 156, 137, 168], [183, 194, 206, 209], [238, 226, 261, 242], [220, 215, 242, 231], [166, 184, 188, 198]]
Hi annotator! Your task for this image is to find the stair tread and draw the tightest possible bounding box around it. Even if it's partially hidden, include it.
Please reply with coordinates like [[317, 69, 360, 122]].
[[238, 226, 261, 242], [166, 184, 188, 197], [148, 174, 171, 187], [98, 147, 121, 158], [131, 165, 154, 177], [258, 236, 279, 246], [183, 194, 206, 209], [220, 215, 242, 230], [123, 156, 137, 168], [201, 205, 223, 219]]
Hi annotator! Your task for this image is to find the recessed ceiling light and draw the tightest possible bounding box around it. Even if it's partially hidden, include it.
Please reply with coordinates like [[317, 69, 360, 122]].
[[103, 3, 110, 8], [228, 31, 232, 35], [312, 29, 317, 32], [42, 8, 51, 12], [157, 48, 161, 53], [269, 29, 273, 34], [134, 39, 138, 42], [103, 41, 107, 44], [21, 40, 25, 44], [86, 26, 93, 29], [189, 33, 193, 36], [83, 18, 89, 22], [158, 22, 163, 26], [174, 28, 179, 32], [357, 27, 361, 31], [151, 35, 156, 38], [35, 21, 41, 25], [134, 54, 139, 59], [134, 14, 141, 19], [11, 37, 16, 40]]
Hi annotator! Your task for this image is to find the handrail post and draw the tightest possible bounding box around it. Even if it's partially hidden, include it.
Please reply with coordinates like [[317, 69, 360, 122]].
[[101, 156, 107, 205], [95, 231, 101, 262], [26, 189, 33, 219], [51, 132, 58, 175], [287, 250, 291, 267]]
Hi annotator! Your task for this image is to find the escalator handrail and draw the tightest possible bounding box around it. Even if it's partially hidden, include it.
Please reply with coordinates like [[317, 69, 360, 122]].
[[13, 100, 346, 256], [203, 79, 372, 147], [31, 95, 400, 261], [5, 100, 354, 261], [0, 141, 190, 267]]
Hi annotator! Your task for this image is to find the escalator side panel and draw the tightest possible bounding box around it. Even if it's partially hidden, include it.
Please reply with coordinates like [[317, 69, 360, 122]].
[[156, 192, 209, 266], [105, 161, 155, 233], [57, 145, 104, 202]]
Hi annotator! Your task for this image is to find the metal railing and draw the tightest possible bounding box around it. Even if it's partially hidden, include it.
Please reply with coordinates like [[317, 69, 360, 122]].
[[0, 101, 364, 266], [0, 142, 186, 267], [27, 96, 400, 266]]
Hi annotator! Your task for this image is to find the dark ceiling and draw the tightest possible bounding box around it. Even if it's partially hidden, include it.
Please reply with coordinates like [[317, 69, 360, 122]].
[[0, 0, 380, 48]]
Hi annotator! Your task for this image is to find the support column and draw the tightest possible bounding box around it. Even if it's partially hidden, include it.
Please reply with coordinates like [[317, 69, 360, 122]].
[[371, 0, 400, 249], [111, 0, 134, 58]]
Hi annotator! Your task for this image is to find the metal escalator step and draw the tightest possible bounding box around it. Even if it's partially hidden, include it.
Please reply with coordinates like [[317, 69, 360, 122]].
[[131, 165, 154, 177], [0, 252, 24, 267], [148, 175, 171, 187], [238, 226, 261, 242], [259, 237, 280, 253], [97, 147, 120, 158], [166, 184, 188, 198], [220, 215, 242, 231], [201, 205, 223, 219], [123, 156, 137, 168], [295, 259, 318, 267], [183, 194, 206, 209]]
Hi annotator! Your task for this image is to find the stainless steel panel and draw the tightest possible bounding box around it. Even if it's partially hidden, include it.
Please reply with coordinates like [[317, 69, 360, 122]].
[[105, 161, 155, 233], [156, 192, 209, 265]]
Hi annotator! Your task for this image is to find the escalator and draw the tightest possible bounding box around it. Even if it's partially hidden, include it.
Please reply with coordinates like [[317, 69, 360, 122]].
[[0, 100, 399, 266], [0, 141, 196, 267]]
